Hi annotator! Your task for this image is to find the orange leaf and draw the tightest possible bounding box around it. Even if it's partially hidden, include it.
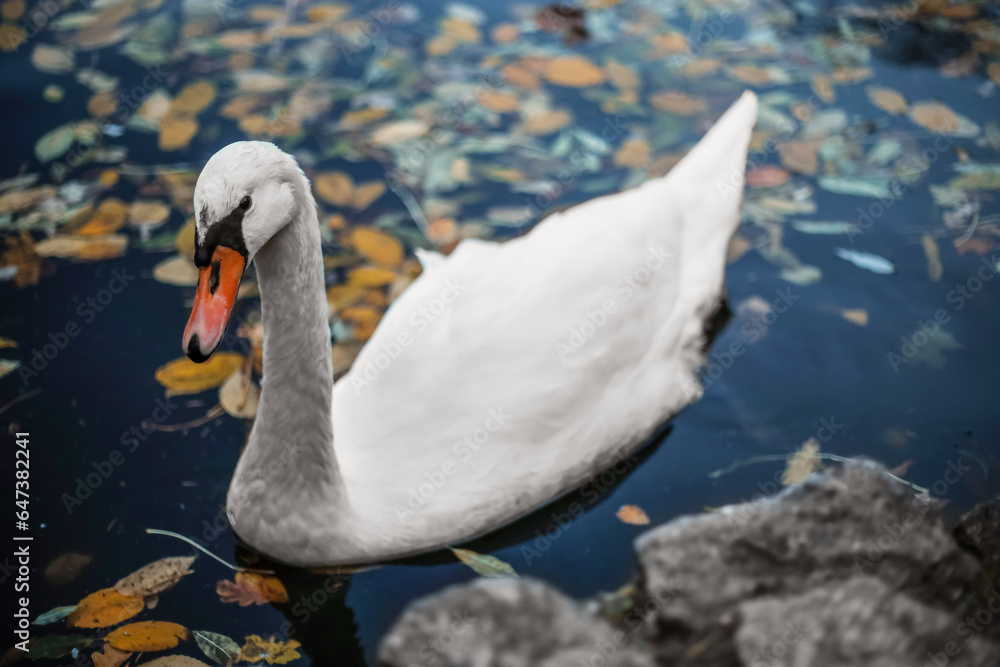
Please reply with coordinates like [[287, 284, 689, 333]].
[[348, 266, 398, 287], [350, 228, 404, 268], [216, 573, 288, 606], [240, 635, 302, 664], [616, 505, 650, 525], [544, 56, 604, 87], [105, 621, 189, 652], [68, 588, 144, 629], [91, 644, 131, 667]]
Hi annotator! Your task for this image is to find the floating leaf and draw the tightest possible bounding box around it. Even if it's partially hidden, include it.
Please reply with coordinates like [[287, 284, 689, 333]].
[[348, 265, 398, 287], [153, 255, 199, 286], [91, 644, 131, 667], [155, 353, 245, 395], [171, 81, 216, 115], [88, 92, 118, 118], [649, 91, 706, 115], [194, 630, 241, 666], [35, 235, 129, 260], [129, 200, 171, 228], [478, 90, 521, 113], [240, 635, 302, 665], [34, 605, 77, 625], [746, 165, 790, 188], [370, 120, 429, 146], [818, 176, 895, 199], [139, 657, 211, 667], [350, 228, 404, 267], [791, 221, 856, 235], [67, 588, 145, 629], [78, 199, 128, 235], [44, 552, 92, 585], [616, 505, 650, 525], [216, 572, 289, 606], [728, 64, 774, 85], [922, 234, 943, 282], [782, 438, 820, 485], [866, 85, 907, 115], [0, 23, 26, 52], [909, 102, 979, 137], [105, 621, 189, 652], [219, 367, 260, 419], [159, 115, 199, 151], [521, 109, 573, 135], [115, 556, 195, 597], [31, 43, 74, 74], [614, 139, 650, 168], [0, 359, 20, 379], [34, 123, 76, 162], [841, 309, 868, 326], [501, 64, 539, 91], [27, 634, 92, 659], [314, 172, 385, 210], [1, 0, 25, 20], [833, 248, 896, 275], [450, 548, 518, 577], [544, 56, 604, 87]]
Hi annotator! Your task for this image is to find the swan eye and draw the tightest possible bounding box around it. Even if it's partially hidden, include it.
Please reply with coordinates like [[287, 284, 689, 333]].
[[239, 196, 252, 211]]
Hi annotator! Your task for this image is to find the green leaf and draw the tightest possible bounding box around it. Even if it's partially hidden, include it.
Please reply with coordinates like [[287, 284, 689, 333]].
[[34, 123, 76, 163], [27, 634, 93, 659], [194, 629, 241, 666], [818, 175, 895, 199], [450, 548, 518, 578], [34, 605, 77, 625]]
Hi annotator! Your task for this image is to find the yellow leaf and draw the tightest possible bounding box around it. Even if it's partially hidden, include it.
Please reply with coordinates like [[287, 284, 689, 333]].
[[1, 0, 25, 20], [155, 353, 246, 395], [99, 169, 119, 187], [866, 85, 907, 115], [77, 199, 128, 235], [0, 336, 15, 348], [314, 172, 354, 206], [521, 109, 573, 136], [171, 80, 216, 115], [350, 228, 404, 267], [650, 91, 706, 115], [351, 181, 385, 210], [327, 285, 368, 313], [614, 139, 651, 168], [441, 17, 479, 42], [616, 504, 650, 525], [491, 23, 518, 43], [87, 92, 118, 118], [478, 90, 521, 112], [129, 200, 171, 228], [922, 234, 943, 282], [501, 64, 540, 91], [307, 4, 347, 23], [68, 588, 144, 629], [159, 114, 199, 151], [340, 305, 382, 340], [105, 621, 189, 652], [175, 216, 196, 257], [240, 635, 302, 665], [138, 657, 209, 667], [728, 65, 773, 85], [348, 266, 398, 287], [35, 234, 128, 260], [782, 438, 820, 486], [544, 56, 605, 87], [604, 60, 638, 91], [841, 309, 868, 326], [340, 107, 388, 128]]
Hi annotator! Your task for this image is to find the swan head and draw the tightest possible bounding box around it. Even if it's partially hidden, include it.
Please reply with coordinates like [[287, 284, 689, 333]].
[[183, 141, 302, 362]]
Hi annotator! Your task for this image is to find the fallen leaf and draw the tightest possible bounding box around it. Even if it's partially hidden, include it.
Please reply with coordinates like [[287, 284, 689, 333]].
[[105, 621, 189, 652], [648, 32, 687, 56], [450, 548, 518, 577], [909, 102, 971, 136], [26, 635, 93, 660], [782, 438, 820, 485], [0, 23, 26, 52], [348, 265, 397, 287], [159, 114, 199, 151], [115, 556, 195, 597], [91, 644, 131, 667], [442, 17, 480, 42], [87, 92, 118, 118], [866, 85, 907, 114], [219, 367, 260, 419], [831, 66, 873, 83], [1, 0, 25, 20], [35, 123, 77, 162], [340, 305, 382, 339], [841, 309, 868, 326], [922, 234, 943, 281], [350, 227, 404, 267], [351, 181, 385, 210], [649, 91, 706, 115], [44, 552, 92, 585], [2, 232, 41, 287], [67, 588, 144, 629], [370, 120, 429, 146], [728, 64, 774, 85], [491, 22, 519, 43], [31, 44, 74, 74], [216, 572, 289, 606], [153, 255, 199, 286], [604, 60, 638, 91], [544, 56, 604, 87], [155, 353, 245, 395], [616, 504, 650, 525], [890, 459, 916, 477], [240, 635, 302, 665], [478, 90, 521, 112], [77, 199, 128, 235], [989, 62, 1000, 87], [811, 74, 835, 103], [33, 605, 77, 625], [327, 285, 368, 313], [129, 200, 171, 228], [521, 109, 573, 135], [139, 657, 211, 667], [194, 630, 241, 666], [314, 172, 385, 210], [777, 141, 821, 175], [746, 165, 790, 188], [614, 139, 650, 168]]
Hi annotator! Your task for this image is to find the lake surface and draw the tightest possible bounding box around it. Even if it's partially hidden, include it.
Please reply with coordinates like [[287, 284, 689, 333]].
[[1, 0, 999, 664]]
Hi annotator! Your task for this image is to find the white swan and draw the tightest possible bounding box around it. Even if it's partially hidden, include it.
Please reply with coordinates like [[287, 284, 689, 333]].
[[182, 91, 758, 566]]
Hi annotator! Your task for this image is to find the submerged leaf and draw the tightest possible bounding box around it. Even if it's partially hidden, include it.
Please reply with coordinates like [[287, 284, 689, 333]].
[[450, 547, 518, 577], [105, 621, 189, 652], [33, 605, 77, 625], [27, 634, 93, 659], [44, 552, 92, 584]]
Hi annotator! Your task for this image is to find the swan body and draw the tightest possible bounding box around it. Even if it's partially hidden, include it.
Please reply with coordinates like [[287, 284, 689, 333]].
[[183, 91, 758, 566]]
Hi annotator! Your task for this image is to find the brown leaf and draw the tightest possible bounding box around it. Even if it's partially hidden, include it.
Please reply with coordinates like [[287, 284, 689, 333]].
[[746, 166, 790, 188], [777, 140, 822, 175], [159, 114, 199, 151], [216, 573, 289, 606], [478, 90, 521, 113], [922, 234, 943, 281], [44, 552, 92, 585], [614, 139, 651, 168], [811, 75, 835, 103], [649, 91, 706, 115], [728, 65, 773, 85], [348, 266, 398, 287], [138, 657, 211, 667], [240, 635, 302, 664], [115, 556, 195, 597], [1, 231, 41, 288], [909, 102, 959, 133], [105, 621, 189, 652], [77, 199, 128, 235], [500, 64, 539, 91], [544, 56, 604, 87], [866, 85, 907, 115], [782, 438, 820, 486], [616, 505, 650, 525], [314, 172, 354, 207], [91, 644, 131, 667], [340, 306, 382, 340], [67, 588, 144, 629], [521, 109, 573, 136]]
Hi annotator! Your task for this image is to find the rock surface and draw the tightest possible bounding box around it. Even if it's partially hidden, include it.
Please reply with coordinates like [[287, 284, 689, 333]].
[[379, 461, 1000, 666]]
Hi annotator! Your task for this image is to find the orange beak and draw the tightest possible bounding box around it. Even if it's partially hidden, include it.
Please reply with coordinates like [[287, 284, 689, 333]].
[[183, 246, 246, 362]]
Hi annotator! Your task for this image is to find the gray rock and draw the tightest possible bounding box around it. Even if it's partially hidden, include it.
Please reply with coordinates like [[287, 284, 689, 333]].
[[735, 576, 1000, 667], [634, 460, 980, 641], [378, 577, 656, 667]]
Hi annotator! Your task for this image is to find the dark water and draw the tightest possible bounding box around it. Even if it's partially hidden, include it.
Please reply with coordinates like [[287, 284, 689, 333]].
[[2, 0, 999, 664]]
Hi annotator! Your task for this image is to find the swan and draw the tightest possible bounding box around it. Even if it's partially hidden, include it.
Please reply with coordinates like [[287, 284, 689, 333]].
[[181, 91, 758, 566]]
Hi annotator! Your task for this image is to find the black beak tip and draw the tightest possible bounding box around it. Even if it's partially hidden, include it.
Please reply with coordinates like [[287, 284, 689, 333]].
[[186, 334, 211, 364]]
